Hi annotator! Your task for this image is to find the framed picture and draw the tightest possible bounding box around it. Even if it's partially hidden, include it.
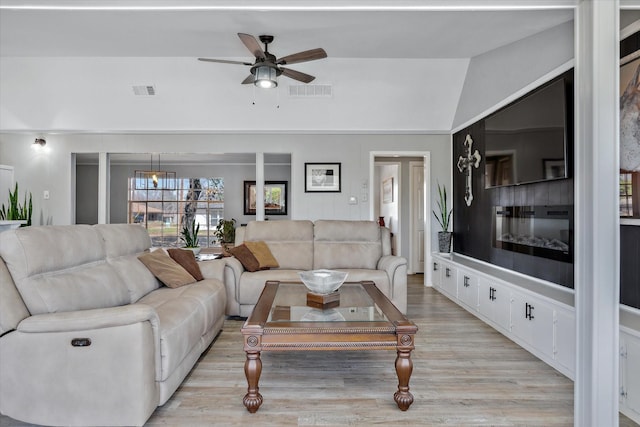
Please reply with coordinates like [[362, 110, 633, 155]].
[[382, 177, 394, 204], [620, 30, 640, 218], [304, 163, 341, 192], [244, 181, 287, 215], [543, 159, 565, 180]]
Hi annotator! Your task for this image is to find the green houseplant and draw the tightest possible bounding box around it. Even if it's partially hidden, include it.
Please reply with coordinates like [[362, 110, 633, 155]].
[[180, 219, 201, 255], [214, 218, 236, 256], [0, 182, 32, 227], [433, 182, 453, 253]]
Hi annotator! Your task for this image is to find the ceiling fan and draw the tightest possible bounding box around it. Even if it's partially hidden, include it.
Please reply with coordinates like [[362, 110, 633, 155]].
[[198, 33, 327, 89]]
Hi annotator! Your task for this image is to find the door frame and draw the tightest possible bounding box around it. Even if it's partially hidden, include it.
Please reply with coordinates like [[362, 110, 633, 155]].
[[369, 151, 431, 287]]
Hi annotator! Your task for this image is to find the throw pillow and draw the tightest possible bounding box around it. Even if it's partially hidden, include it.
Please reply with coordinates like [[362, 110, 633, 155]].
[[244, 240, 279, 269], [228, 244, 261, 272], [167, 248, 204, 281], [138, 249, 197, 288]]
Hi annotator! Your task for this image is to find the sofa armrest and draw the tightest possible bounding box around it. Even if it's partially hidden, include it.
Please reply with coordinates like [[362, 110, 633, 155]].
[[377, 255, 407, 281], [222, 257, 245, 316], [377, 255, 408, 313], [16, 304, 162, 382], [197, 258, 226, 282]]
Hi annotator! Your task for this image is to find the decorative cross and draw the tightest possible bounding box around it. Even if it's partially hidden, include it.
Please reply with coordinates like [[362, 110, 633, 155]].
[[457, 134, 482, 206]]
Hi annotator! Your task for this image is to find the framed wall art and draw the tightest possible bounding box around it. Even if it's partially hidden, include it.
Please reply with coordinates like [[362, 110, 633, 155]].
[[304, 163, 341, 192], [244, 181, 287, 215], [382, 177, 394, 204]]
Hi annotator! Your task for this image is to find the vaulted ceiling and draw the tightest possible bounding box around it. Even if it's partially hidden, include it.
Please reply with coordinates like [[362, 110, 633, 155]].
[[0, 1, 585, 133]]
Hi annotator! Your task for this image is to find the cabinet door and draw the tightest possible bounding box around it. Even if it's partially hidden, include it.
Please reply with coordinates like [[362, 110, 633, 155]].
[[554, 308, 576, 378], [623, 333, 640, 422], [441, 263, 457, 298], [477, 278, 510, 332], [457, 270, 478, 311], [510, 292, 554, 360], [432, 260, 442, 289]]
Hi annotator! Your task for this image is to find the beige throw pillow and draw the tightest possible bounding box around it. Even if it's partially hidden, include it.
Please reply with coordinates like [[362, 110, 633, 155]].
[[244, 240, 279, 269], [138, 249, 197, 288]]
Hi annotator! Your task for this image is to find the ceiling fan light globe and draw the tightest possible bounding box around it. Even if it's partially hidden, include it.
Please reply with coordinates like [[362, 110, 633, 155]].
[[254, 65, 277, 89]]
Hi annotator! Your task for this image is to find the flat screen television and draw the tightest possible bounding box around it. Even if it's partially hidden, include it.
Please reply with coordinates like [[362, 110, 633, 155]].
[[484, 73, 572, 188]]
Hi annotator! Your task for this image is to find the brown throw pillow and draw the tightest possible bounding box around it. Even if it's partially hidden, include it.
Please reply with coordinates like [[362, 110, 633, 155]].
[[228, 244, 261, 272], [138, 250, 197, 288], [244, 241, 279, 269], [167, 249, 204, 281]]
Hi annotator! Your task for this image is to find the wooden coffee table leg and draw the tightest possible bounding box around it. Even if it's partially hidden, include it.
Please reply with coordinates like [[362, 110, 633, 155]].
[[243, 351, 263, 413], [394, 347, 414, 410]]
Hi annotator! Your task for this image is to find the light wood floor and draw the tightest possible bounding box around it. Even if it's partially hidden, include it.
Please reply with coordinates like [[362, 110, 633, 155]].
[[1, 275, 638, 426]]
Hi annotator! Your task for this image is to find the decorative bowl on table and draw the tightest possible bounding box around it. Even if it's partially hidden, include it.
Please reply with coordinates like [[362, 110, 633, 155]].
[[298, 269, 348, 295]]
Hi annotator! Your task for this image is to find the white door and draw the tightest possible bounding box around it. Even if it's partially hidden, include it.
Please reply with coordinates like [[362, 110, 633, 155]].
[[410, 161, 424, 273]]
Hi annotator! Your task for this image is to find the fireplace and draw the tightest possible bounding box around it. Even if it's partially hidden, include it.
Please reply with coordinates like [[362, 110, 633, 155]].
[[493, 205, 572, 263]]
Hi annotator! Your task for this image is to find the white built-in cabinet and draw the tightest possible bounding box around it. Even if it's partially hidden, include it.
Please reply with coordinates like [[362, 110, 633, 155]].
[[432, 253, 575, 378], [620, 325, 640, 425], [431, 253, 640, 424]]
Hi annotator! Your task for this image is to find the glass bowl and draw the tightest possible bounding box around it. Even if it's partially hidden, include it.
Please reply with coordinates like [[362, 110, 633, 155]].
[[298, 269, 348, 295]]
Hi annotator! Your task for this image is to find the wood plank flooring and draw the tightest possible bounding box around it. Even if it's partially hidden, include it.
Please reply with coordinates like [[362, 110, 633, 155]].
[[1, 275, 637, 426]]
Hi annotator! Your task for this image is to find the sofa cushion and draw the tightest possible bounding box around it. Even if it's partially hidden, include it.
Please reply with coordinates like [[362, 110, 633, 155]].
[[243, 220, 314, 270], [137, 279, 226, 381], [228, 244, 261, 272], [0, 225, 131, 315], [244, 241, 279, 269], [313, 220, 382, 270], [167, 249, 204, 281], [0, 257, 30, 334], [95, 224, 160, 302], [138, 250, 196, 288]]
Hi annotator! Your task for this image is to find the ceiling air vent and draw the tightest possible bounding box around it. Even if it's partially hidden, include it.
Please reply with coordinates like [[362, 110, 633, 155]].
[[132, 85, 156, 96], [288, 84, 332, 98]]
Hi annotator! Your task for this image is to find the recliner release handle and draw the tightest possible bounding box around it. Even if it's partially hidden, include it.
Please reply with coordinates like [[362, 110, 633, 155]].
[[71, 338, 92, 347]]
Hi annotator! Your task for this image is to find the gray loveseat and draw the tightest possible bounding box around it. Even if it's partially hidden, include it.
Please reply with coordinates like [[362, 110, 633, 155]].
[[224, 220, 407, 317], [0, 224, 227, 427]]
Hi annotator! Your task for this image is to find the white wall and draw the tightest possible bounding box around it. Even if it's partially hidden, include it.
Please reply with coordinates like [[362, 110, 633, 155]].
[[452, 21, 574, 130], [0, 133, 451, 252], [0, 57, 468, 133]]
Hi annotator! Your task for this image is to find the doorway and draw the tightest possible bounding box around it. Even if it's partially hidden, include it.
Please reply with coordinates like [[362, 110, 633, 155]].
[[370, 151, 430, 285]]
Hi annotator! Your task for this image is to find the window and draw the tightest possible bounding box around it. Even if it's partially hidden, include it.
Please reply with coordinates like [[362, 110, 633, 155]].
[[128, 177, 224, 247], [620, 172, 640, 218]]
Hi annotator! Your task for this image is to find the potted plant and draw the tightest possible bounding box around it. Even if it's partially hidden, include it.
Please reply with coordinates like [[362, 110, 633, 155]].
[[0, 182, 32, 232], [180, 219, 201, 255], [214, 218, 236, 256], [433, 182, 453, 253]]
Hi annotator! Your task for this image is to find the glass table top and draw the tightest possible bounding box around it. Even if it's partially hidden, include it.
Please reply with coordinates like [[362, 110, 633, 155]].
[[266, 282, 389, 323]]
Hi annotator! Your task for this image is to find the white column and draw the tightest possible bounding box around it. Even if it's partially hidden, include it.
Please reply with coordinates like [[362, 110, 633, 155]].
[[574, 1, 620, 426], [98, 152, 110, 224], [256, 152, 264, 221]]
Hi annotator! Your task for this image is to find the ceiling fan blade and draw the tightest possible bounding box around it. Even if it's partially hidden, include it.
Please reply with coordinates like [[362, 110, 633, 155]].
[[277, 48, 327, 65], [198, 58, 252, 66], [238, 33, 266, 60], [280, 67, 315, 84], [241, 74, 255, 85]]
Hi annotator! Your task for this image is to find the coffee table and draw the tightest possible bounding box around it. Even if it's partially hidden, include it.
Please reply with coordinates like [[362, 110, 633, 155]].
[[241, 280, 418, 413]]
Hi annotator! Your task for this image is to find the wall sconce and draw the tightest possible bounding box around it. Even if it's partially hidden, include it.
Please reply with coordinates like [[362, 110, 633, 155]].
[[34, 138, 46, 147]]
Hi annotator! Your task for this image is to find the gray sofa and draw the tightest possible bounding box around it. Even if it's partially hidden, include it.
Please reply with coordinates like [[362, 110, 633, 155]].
[[224, 220, 407, 317], [0, 224, 227, 427]]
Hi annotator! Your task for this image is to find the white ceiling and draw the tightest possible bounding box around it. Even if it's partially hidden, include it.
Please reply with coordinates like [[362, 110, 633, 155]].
[[0, 3, 575, 60]]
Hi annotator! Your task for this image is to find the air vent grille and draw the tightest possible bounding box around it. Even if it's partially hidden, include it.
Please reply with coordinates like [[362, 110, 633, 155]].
[[132, 85, 156, 96], [288, 84, 332, 98]]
